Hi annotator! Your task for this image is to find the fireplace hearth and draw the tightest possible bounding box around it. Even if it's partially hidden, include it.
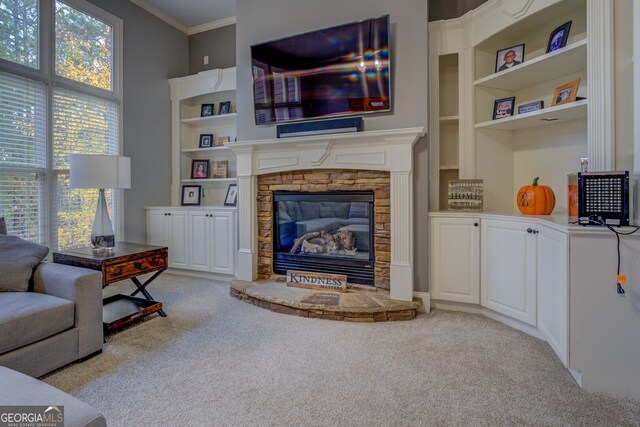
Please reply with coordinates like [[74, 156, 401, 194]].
[[273, 191, 375, 285]]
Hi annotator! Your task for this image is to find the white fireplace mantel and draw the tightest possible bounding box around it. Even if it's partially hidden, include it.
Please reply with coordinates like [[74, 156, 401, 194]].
[[230, 127, 425, 301]]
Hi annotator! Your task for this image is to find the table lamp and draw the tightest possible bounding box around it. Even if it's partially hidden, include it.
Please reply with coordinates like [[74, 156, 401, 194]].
[[70, 154, 131, 254]]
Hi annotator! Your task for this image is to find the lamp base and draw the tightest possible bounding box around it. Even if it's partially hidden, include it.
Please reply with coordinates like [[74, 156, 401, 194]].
[[91, 189, 116, 254], [91, 234, 115, 255]]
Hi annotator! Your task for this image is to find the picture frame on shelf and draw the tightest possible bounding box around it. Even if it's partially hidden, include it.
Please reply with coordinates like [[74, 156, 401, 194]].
[[212, 160, 228, 179], [214, 136, 230, 147], [517, 100, 544, 115], [224, 183, 238, 206], [493, 96, 515, 120], [218, 101, 231, 115], [495, 44, 524, 73], [199, 134, 213, 148], [546, 21, 572, 53], [191, 159, 209, 179], [552, 77, 580, 106], [181, 185, 202, 206], [201, 103, 214, 117]]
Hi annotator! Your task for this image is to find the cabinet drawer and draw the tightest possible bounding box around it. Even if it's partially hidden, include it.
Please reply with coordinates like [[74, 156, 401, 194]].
[[104, 255, 167, 283]]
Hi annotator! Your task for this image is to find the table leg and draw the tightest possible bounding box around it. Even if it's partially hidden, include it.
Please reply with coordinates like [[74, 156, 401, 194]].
[[130, 270, 167, 317]]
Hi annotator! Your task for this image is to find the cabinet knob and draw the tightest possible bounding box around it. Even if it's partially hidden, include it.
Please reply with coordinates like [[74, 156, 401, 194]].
[[134, 262, 142, 269], [474, 222, 479, 227], [527, 228, 533, 234]]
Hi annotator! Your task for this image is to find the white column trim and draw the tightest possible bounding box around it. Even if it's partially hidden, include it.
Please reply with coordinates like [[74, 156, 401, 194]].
[[390, 171, 413, 301], [587, 0, 615, 171]]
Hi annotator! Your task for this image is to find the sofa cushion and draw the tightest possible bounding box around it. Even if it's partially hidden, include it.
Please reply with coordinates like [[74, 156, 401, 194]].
[[0, 235, 49, 292], [0, 366, 107, 427], [0, 292, 74, 354]]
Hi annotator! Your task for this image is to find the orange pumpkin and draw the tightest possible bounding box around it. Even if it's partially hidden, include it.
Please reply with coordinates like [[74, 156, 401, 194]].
[[517, 177, 555, 215]]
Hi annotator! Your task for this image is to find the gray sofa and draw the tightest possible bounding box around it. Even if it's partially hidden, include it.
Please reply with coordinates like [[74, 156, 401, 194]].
[[0, 366, 106, 426], [0, 261, 104, 378]]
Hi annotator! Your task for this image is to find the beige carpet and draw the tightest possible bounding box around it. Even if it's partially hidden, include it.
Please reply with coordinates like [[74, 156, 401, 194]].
[[44, 273, 640, 426]]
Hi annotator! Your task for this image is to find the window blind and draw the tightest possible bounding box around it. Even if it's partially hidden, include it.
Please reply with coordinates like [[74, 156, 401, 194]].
[[52, 87, 119, 250], [0, 71, 47, 242]]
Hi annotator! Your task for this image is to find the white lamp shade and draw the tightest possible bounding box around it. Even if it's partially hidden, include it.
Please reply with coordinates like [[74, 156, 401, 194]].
[[70, 154, 131, 189]]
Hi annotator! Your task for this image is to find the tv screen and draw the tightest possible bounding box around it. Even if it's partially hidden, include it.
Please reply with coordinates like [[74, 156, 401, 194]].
[[251, 16, 391, 125]]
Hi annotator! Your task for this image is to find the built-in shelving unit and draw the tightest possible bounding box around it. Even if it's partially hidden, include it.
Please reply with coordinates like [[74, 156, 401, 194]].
[[475, 99, 588, 131], [169, 67, 238, 207]]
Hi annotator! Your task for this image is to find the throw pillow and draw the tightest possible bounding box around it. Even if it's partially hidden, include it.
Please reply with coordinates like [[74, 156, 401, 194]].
[[0, 217, 6, 235], [0, 235, 49, 292]]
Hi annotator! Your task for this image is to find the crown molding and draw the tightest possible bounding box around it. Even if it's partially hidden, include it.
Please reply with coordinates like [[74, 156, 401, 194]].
[[129, 0, 188, 33], [188, 16, 236, 35]]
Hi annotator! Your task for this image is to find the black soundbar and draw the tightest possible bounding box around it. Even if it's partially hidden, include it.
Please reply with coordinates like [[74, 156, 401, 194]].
[[276, 117, 363, 138]]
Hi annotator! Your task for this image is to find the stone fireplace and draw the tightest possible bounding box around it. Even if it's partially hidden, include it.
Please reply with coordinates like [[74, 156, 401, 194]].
[[230, 127, 424, 301], [260, 170, 390, 288]]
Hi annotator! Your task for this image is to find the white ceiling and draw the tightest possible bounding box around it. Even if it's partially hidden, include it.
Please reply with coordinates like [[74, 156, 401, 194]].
[[130, 0, 236, 34]]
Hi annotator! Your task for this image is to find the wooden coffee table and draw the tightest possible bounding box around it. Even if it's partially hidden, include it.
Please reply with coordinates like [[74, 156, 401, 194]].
[[53, 242, 168, 333]]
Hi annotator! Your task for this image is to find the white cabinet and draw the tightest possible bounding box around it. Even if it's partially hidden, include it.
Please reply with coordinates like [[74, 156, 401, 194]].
[[536, 224, 568, 365], [188, 210, 236, 274], [169, 67, 237, 207], [429, 216, 480, 304], [146, 207, 236, 276], [481, 218, 537, 326], [146, 209, 188, 269]]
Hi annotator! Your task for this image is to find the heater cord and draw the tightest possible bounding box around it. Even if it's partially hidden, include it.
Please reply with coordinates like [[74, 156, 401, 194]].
[[592, 219, 640, 295]]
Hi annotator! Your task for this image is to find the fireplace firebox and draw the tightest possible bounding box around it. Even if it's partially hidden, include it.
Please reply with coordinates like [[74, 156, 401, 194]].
[[273, 191, 375, 285]]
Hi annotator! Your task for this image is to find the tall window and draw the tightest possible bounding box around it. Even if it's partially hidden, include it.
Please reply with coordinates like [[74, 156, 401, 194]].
[[0, 0, 122, 250]]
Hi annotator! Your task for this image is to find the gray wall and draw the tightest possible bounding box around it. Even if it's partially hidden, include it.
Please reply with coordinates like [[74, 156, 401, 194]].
[[235, 0, 428, 140], [428, 0, 488, 21], [189, 24, 236, 74], [88, 0, 188, 243], [235, 0, 430, 291]]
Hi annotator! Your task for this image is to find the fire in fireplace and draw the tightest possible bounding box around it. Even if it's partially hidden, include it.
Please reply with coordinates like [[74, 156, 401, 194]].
[[273, 191, 375, 285]]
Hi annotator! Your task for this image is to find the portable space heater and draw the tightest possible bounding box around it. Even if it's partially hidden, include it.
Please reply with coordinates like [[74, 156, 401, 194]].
[[568, 171, 630, 226]]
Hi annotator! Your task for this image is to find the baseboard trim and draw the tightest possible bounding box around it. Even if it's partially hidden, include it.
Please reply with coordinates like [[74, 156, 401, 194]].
[[413, 291, 431, 313], [166, 268, 234, 283]]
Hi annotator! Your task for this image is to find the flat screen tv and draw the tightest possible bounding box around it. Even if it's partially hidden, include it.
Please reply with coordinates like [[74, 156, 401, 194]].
[[251, 15, 391, 125]]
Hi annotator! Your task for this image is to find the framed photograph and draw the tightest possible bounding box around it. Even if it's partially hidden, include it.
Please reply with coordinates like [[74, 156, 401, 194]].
[[492, 96, 516, 120], [552, 77, 580, 106], [200, 103, 214, 117], [517, 100, 544, 115], [224, 183, 238, 207], [546, 21, 572, 53], [191, 159, 209, 179], [199, 134, 213, 148], [496, 44, 525, 73], [181, 185, 201, 206], [218, 101, 231, 115]]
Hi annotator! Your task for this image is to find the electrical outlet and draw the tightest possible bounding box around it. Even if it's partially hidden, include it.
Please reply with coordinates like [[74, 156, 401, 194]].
[[203, 55, 209, 65]]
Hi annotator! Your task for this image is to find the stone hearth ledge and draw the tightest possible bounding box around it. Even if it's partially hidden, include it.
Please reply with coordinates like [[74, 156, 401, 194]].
[[230, 280, 422, 322]]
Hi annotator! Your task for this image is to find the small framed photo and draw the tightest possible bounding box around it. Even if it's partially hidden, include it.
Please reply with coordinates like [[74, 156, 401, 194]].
[[493, 96, 516, 120], [201, 103, 214, 117], [181, 185, 201, 206], [517, 100, 544, 115], [496, 44, 525, 73], [191, 159, 209, 179], [218, 101, 231, 115], [224, 183, 238, 206], [199, 134, 213, 148], [552, 77, 580, 106], [546, 21, 572, 53]]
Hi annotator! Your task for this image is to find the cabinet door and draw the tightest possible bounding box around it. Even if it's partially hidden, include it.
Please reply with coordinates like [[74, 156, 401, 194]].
[[189, 211, 210, 271], [537, 225, 568, 365], [147, 210, 168, 247], [168, 210, 188, 269], [209, 211, 236, 275], [430, 216, 480, 303], [481, 218, 537, 325]]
